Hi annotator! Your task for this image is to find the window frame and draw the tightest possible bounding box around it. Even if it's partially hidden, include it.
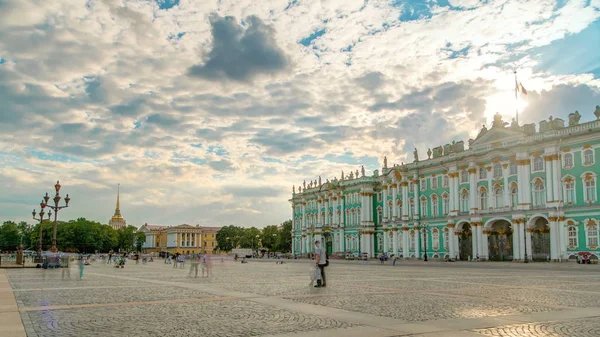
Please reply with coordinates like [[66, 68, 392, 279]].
[[562, 152, 574, 169], [532, 156, 545, 172], [583, 148, 595, 166]]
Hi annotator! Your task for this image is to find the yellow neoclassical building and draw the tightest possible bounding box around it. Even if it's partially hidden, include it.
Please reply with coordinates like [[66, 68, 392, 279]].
[[139, 224, 221, 255]]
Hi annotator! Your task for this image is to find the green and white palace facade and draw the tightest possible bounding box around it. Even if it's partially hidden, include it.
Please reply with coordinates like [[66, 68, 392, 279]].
[[290, 106, 600, 261]]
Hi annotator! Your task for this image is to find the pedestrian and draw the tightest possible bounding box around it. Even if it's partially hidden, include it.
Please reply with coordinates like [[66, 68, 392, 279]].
[[189, 255, 200, 278], [313, 240, 328, 288], [61, 255, 71, 280], [392, 254, 397, 266], [78, 255, 85, 280], [108, 253, 112, 264]]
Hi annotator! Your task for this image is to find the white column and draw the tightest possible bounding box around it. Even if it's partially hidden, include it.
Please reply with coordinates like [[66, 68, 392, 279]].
[[477, 225, 484, 258], [401, 182, 409, 220], [383, 185, 389, 222], [487, 167, 493, 209], [545, 154, 554, 203], [558, 218, 566, 261], [550, 216, 559, 261], [383, 230, 389, 252], [392, 229, 398, 255], [526, 229, 533, 261], [552, 156, 561, 202], [403, 228, 409, 258], [471, 224, 478, 259], [503, 164, 510, 208], [481, 230, 488, 260], [448, 226, 455, 258], [469, 166, 477, 213], [413, 176, 420, 218], [392, 183, 398, 220], [448, 173, 455, 212], [521, 157, 532, 207], [518, 222, 525, 260], [414, 226, 420, 258]]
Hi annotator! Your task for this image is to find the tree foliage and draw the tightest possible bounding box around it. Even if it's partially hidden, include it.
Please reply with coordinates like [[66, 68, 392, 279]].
[[215, 220, 293, 253], [0, 218, 143, 253]]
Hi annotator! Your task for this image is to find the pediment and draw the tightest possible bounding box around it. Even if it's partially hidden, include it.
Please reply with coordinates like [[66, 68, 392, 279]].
[[470, 127, 523, 147]]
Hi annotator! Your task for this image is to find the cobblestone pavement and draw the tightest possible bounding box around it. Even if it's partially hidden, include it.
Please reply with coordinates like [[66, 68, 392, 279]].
[[5, 259, 600, 337]]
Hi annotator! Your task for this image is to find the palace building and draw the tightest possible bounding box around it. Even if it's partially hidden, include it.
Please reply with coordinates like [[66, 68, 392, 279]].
[[108, 184, 127, 230], [138, 224, 222, 255], [290, 106, 600, 262]]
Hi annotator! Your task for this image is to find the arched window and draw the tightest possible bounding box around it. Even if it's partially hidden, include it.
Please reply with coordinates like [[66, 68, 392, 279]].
[[409, 198, 415, 217], [397, 200, 403, 218], [442, 193, 449, 215], [587, 224, 598, 247], [582, 173, 597, 203], [479, 167, 487, 180], [461, 170, 468, 183], [377, 233, 383, 252], [460, 190, 469, 212], [431, 176, 438, 189], [442, 175, 449, 188], [533, 157, 544, 172], [493, 163, 503, 178], [563, 177, 575, 204], [510, 183, 518, 208], [563, 153, 573, 168], [409, 230, 415, 250], [377, 208, 383, 224], [420, 196, 427, 217], [533, 179, 546, 206], [494, 186, 503, 208], [431, 195, 439, 218], [388, 201, 393, 220], [432, 229, 439, 251], [583, 149, 595, 166], [420, 178, 427, 191], [479, 187, 488, 210], [568, 226, 578, 247], [409, 182, 414, 193]]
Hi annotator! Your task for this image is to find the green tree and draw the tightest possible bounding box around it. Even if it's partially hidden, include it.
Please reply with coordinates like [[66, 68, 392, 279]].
[[216, 225, 245, 251], [17, 221, 34, 249], [117, 225, 137, 252], [276, 220, 292, 252], [241, 227, 261, 249], [135, 231, 146, 252], [260, 225, 279, 251], [0, 221, 21, 251]]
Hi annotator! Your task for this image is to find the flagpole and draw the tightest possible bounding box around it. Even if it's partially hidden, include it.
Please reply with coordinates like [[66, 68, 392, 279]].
[[514, 70, 519, 125]]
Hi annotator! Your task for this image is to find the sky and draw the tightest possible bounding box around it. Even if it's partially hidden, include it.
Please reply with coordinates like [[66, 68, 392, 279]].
[[1, 0, 599, 228]]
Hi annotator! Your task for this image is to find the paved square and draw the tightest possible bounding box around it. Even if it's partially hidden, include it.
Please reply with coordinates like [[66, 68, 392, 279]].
[[3, 259, 600, 337]]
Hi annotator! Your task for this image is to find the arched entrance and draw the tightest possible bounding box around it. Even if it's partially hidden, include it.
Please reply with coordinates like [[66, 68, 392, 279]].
[[488, 220, 514, 261], [531, 217, 550, 262], [458, 223, 472, 261]]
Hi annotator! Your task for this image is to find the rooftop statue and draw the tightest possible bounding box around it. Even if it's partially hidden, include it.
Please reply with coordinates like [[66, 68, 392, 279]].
[[413, 148, 419, 162], [355, 169, 359, 178], [492, 113, 506, 128], [299, 186, 302, 193], [341, 171, 344, 180], [349, 171, 354, 179], [293, 185, 295, 194], [477, 124, 488, 138], [595, 105, 600, 120], [383, 156, 388, 169], [318, 176, 321, 186], [361, 165, 365, 177], [510, 118, 519, 129], [568, 110, 581, 126], [427, 148, 432, 159], [303, 180, 306, 189]]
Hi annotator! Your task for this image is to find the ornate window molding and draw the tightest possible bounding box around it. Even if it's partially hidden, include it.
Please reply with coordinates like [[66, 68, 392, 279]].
[[532, 156, 545, 173], [493, 163, 502, 179], [581, 172, 598, 203], [562, 175, 576, 205], [562, 152, 574, 169], [584, 218, 599, 249], [567, 221, 578, 249], [532, 178, 546, 206], [582, 148, 595, 166]]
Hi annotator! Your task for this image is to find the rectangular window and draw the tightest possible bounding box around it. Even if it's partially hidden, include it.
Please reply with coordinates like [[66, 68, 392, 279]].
[[420, 179, 426, 191], [563, 153, 573, 168], [432, 230, 439, 251], [583, 149, 595, 165], [565, 182, 575, 204], [444, 231, 449, 251], [420, 198, 427, 217], [509, 163, 517, 175], [432, 198, 439, 217], [442, 196, 449, 215], [442, 175, 449, 188], [410, 182, 414, 193], [588, 226, 598, 247], [431, 177, 438, 189], [378, 192, 382, 202], [568, 226, 577, 247], [461, 170, 469, 183], [585, 179, 597, 203], [533, 157, 544, 172], [479, 167, 487, 180]]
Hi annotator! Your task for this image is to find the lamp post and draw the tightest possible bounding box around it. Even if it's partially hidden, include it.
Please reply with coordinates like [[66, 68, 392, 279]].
[[523, 215, 529, 263], [32, 203, 52, 263], [42, 181, 71, 253], [421, 222, 429, 261]]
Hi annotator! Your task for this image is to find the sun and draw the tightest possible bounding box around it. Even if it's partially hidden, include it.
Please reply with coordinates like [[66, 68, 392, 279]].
[[484, 91, 529, 124]]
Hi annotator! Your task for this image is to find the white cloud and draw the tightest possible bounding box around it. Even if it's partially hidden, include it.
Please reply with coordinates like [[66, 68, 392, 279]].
[[0, 0, 598, 227]]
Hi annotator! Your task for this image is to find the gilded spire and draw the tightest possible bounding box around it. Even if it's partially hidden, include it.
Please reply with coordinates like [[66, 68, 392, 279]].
[[114, 184, 121, 217]]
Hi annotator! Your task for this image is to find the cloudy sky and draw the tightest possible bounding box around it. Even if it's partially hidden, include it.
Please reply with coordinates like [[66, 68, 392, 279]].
[[1, 0, 599, 228]]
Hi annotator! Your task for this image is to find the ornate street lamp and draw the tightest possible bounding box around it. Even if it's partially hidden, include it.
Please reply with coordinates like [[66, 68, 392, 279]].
[[421, 222, 429, 261], [32, 204, 52, 262], [41, 181, 71, 253]]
